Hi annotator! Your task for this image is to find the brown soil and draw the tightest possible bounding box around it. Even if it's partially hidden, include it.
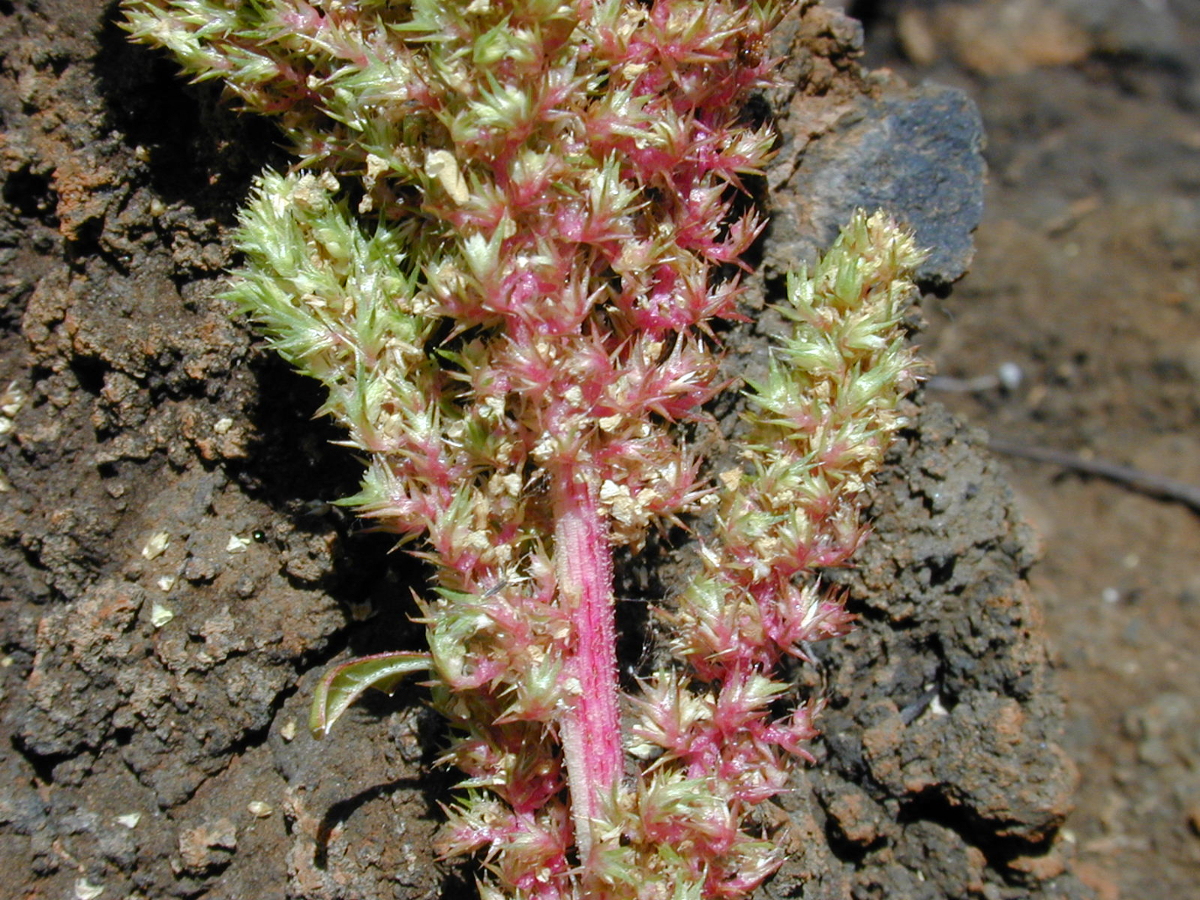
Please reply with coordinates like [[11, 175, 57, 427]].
[[854, 2, 1200, 898], [4, 1, 1188, 899]]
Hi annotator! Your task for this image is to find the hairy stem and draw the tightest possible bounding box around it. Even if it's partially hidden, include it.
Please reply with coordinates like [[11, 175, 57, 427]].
[[553, 467, 622, 864]]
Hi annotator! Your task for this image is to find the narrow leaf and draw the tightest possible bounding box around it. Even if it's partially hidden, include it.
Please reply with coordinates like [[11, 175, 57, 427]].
[[309, 651, 430, 738]]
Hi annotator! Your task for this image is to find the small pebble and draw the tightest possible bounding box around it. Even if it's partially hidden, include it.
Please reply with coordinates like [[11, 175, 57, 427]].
[[997, 361, 1024, 391]]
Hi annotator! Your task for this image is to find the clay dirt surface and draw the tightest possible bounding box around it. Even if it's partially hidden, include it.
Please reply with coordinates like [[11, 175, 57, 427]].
[[856, 2, 1200, 899]]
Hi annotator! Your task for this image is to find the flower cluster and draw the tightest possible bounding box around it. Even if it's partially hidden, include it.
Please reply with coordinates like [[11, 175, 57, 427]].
[[122, 1, 923, 897]]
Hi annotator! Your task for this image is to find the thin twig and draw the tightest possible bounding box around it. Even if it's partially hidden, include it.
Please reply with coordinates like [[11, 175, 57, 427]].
[[988, 437, 1200, 514]]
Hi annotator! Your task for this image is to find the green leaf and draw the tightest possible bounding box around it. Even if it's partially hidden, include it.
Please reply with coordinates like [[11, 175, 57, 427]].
[[309, 651, 430, 738]]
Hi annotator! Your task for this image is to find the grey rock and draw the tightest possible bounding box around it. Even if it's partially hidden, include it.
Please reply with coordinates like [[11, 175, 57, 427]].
[[767, 81, 985, 287], [1060, 0, 1190, 65]]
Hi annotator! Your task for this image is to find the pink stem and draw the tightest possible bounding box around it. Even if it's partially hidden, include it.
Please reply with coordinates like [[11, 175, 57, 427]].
[[553, 467, 622, 864]]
